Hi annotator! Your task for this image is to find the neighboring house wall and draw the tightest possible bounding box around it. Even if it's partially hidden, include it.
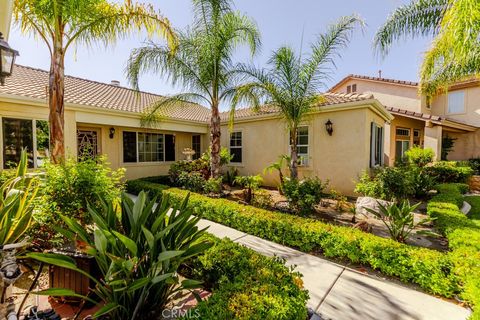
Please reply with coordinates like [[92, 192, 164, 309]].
[[220, 104, 389, 196], [331, 79, 421, 112], [428, 84, 480, 160]]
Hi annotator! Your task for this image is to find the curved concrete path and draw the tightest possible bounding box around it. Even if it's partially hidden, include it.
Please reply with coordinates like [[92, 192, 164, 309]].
[[129, 194, 471, 320]]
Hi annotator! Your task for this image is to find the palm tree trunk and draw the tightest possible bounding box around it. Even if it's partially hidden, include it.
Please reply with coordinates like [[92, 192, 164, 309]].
[[210, 103, 221, 178], [49, 38, 66, 164], [290, 127, 298, 180]]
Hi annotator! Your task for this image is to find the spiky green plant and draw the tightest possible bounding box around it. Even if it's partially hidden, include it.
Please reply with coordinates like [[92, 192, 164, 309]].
[[232, 15, 363, 179], [126, 0, 261, 179], [14, 0, 177, 163], [28, 192, 211, 319], [364, 200, 430, 243], [0, 150, 39, 245], [374, 0, 480, 97]]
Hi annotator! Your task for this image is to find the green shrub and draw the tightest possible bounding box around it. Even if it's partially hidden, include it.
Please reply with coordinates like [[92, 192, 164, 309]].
[[186, 236, 309, 320], [204, 177, 223, 194], [35, 156, 124, 247], [126, 179, 169, 196], [29, 191, 211, 320], [404, 146, 434, 167], [0, 169, 16, 186], [428, 184, 480, 317], [426, 161, 474, 183], [283, 177, 328, 215], [178, 171, 206, 193], [138, 175, 171, 185], [377, 167, 414, 201], [235, 175, 263, 203], [160, 188, 457, 297], [169, 158, 210, 185], [251, 189, 274, 209], [364, 200, 429, 243], [354, 171, 383, 199], [468, 158, 480, 175]]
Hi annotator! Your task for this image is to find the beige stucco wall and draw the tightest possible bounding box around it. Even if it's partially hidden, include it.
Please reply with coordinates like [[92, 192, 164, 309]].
[[0, 98, 207, 178], [332, 79, 421, 112], [0, 0, 13, 39], [429, 86, 480, 126], [221, 105, 387, 196], [427, 85, 480, 159]]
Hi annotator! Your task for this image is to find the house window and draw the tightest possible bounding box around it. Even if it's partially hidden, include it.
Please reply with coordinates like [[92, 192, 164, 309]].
[[290, 126, 309, 166], [230, 131, 242, 163], [370, 122, 384, 167], [123, 131, 137, 163], [447, 90, 465, 114], [413, 129, 422, 146], [122, 131, 175, 163], [346, 84, 357, 94], [395, 127, 411, 160], [2, 118, 49, 169], [192, 135, 201, 160]]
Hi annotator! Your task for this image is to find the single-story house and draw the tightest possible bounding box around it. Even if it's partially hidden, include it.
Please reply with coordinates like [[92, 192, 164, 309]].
[[0, 65, 394, 195]]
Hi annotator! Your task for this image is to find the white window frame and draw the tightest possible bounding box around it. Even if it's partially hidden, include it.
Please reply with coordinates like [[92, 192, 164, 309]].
[[229, 131, 243, 164], [447, 90, 466, 114], [290, 126, 309, 166], [0, 117, 49, 169]]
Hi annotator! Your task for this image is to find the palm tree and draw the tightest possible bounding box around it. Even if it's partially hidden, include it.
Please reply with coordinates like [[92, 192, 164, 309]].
[[14, 0, 177, 163], [374, 0, 480, 97], [232, 16, 363, 180], [126, 0, 260, 178]]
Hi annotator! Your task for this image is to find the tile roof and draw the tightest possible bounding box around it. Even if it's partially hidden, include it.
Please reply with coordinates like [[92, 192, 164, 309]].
[[329, 74, 418, 92], [221, 92, 375, 121], [1, 65, 376, 123], [386, 107, 442, 121], [0, 65, 211, 122]]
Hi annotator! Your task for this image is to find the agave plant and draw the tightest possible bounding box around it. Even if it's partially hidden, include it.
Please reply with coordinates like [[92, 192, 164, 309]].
[[28, 191, 212, 319], [0, 150, 39, 246], [364, 200, 431, 243]]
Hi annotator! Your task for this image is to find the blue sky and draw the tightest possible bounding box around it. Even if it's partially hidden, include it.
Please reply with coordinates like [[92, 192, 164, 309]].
[[9, 0, 431, 104]]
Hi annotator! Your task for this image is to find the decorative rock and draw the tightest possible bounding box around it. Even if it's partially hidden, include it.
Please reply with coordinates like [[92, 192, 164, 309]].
[[355, 197, 393, 217], [468, 175, 480, 192]]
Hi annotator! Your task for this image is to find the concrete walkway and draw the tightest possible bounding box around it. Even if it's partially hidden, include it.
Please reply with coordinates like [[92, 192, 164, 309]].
[[129, 194, 471, 320], [196, 219, 470, 320]]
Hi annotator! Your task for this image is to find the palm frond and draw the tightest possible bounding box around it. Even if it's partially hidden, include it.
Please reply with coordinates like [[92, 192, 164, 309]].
[[374, 0, 448, 55], [141, 93, 209, 128]]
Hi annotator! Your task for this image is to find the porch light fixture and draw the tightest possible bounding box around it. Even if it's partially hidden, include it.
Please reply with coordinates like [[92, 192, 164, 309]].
[[0, 32, 19, 86], [109, 127, 115, 139], [325, 119, 333, 136]]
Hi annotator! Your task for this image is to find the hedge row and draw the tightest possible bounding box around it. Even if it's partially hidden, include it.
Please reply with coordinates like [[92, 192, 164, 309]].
[[184, 235, 309, 319], [153, 187, 459, 297], [428, 184, 480, 319], [125, 179, 169, 195]]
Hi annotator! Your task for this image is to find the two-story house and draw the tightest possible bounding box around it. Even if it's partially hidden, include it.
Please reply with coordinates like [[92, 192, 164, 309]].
[[330, 74, 479, 165]]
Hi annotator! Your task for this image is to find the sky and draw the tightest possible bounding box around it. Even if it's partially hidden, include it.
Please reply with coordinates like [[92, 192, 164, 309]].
[[8, 0, 432, 109]]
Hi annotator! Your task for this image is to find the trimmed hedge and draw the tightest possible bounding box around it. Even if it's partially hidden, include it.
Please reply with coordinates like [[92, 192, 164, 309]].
[[426, 162, 474, 183], [125, 179, 169, 196], [157, 188, 458, 297], [185, 235, 309, 319], [428, 184, 480, 319]]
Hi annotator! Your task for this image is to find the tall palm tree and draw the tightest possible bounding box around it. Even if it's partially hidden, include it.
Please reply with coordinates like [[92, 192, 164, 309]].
[[232, 16, 362, 180], [126, 0, 260, 178], [14, 0, 176, 163], [374, 0, 480, 97]]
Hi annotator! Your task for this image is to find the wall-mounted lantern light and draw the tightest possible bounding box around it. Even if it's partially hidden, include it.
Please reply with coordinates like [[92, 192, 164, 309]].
[[0, 32, 19, 86], [325, 119, 333, 136], [109, 127, 115, 139]]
